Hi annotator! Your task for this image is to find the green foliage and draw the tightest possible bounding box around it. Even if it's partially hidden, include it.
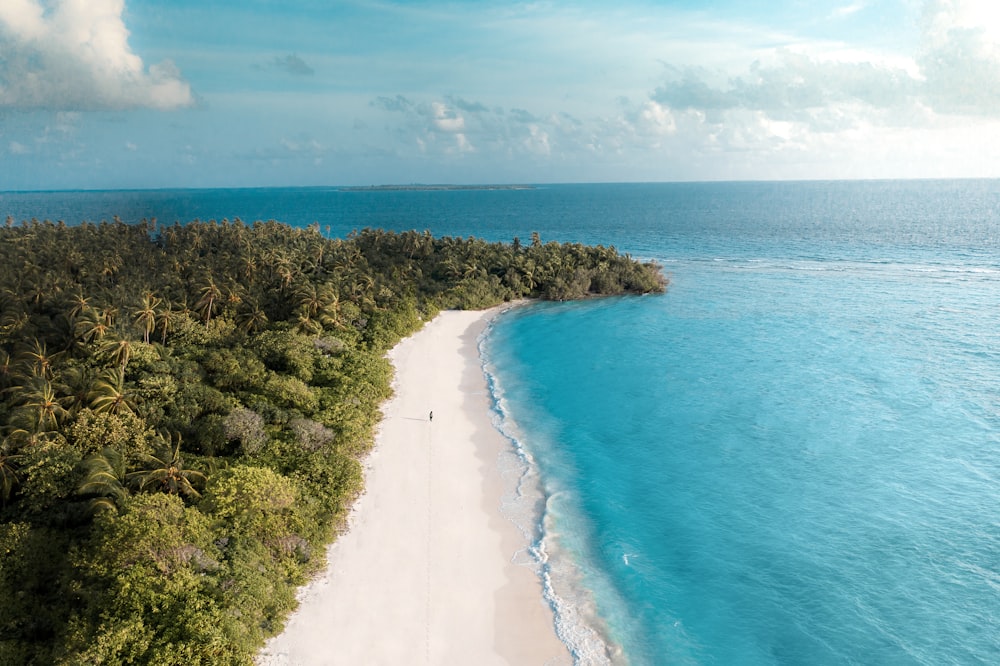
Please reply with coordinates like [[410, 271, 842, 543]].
[[252, 329, 317, 382], [17, 442, 82, 516], [67, 409, 153, 459], [127, 435, 207, 499], [0, 218, 666, 662], [201, 465, 307, 564], [77, 446, 129, 514], [290, 451, 363, 533], [261, 373, 319, 414], [67, 493, 234, 665], [0, 522, 79, 663], [201, 348, 268, 392]]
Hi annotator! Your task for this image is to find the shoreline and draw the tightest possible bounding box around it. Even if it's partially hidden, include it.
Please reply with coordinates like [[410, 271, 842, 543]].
[[258, 307, 570, 665]]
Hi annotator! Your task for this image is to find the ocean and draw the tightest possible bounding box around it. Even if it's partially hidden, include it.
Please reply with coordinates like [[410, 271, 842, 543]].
[[4, 181, 999, 664]]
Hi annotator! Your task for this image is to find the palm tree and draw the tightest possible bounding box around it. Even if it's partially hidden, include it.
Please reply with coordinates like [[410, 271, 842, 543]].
[[98, 305, 118, 327], [196, 278, 222, 323], [127, 433, 206, 498], [294, 283, 327, 319], [61, 364, 97, 415], [223, 281, 244, 310], [77, 446, 128, 514], [66, 289, 92, 321], [89, 367, 136, 416], [236, 299, 269, 334], [155, 299, 178, 345], [3, 403, 68, 449], [74, 308, 111, 344], [133, 293, 160, 344], [98, 335, 134, 370], [240, 254, 258, 283], [0, 349, 13, 390], [294, 306, 322, 335], [319, 292, 347, 330], [99, 254, 123, 283], [12, 376, 69, 432], [268, 250, 295, 289], [521, 260, 539, 291], [0, 441, 20, 506], [18, 339, 60, 380]]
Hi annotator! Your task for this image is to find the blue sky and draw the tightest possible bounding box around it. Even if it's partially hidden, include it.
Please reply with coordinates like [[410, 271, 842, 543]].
[[2, 0, 1000, 189]]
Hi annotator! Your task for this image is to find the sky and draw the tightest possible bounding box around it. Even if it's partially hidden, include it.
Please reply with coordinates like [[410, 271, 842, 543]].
[[2, 0, 1000, 189]]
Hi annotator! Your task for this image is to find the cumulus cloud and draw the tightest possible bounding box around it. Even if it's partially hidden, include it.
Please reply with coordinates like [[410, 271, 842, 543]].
[[652, 55, 917, 128], [430, 102, 465, 132], [371, 93, 664, 162], [372, 96, 476, 154], [0, 0, 193, 111], [651, 0, 1000, 131], [918, 0, 1000, 115]]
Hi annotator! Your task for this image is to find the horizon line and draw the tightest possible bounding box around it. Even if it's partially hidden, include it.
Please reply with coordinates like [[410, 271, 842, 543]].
[[4, 175, 1000, 195]]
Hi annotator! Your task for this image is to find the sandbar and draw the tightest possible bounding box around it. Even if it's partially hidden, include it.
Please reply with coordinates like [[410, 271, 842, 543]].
[[258, 308, 570, 665]]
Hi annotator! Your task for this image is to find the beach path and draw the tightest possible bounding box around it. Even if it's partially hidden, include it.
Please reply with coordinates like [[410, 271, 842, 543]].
[[258, 309, 569, 665]]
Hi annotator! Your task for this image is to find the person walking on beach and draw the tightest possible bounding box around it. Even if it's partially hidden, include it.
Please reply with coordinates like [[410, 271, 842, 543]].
[[429, 411, 433, 422]]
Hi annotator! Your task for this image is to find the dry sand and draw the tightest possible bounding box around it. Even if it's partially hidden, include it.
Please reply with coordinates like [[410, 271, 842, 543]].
[[258, 308, 570, 665]]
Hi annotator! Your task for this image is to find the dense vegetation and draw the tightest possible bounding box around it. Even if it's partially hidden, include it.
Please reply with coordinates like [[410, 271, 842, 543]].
[[0, 217, 665, 664]]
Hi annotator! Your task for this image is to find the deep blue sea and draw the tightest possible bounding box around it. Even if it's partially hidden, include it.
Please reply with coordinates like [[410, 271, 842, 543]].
[[4, 182, 1000, 664]]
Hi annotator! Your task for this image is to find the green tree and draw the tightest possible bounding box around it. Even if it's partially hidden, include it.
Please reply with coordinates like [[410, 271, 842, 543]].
[[128, 433, 206, 499], [77, 446, 128, 513], [18, 339, 60, 380], [155, 299, 179, 345], [133, 293, 160, 344], [196, 278, 222, 324], [89, 367, 137, 416], [0, 441, 21, 506], [74, 308, 112, 344], [236, 298, 269, 334], [11, 376, 70, 432], [98, 334, 135, 370]]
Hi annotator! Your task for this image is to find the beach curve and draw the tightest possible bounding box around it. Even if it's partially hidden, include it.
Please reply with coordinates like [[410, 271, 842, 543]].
[[258, 308, 570, 665]]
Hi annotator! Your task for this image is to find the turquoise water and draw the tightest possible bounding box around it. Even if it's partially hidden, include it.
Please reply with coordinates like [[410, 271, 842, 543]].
[[5, 182, 1000, 664], [486, 262, 1000, 664]]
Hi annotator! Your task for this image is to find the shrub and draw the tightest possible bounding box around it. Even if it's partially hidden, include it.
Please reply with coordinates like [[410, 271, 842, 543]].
[[224, 407, 268, 456]]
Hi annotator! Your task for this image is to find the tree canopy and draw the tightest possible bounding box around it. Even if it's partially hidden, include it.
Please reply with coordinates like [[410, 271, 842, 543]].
[[0, 217, 665, 664]]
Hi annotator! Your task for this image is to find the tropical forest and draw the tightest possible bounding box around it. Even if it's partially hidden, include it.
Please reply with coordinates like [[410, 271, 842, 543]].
[[0, 217, 665, 664]]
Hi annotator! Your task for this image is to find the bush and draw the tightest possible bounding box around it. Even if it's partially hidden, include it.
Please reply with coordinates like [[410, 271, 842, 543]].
[[68, 409, 154, 459], [225, 407, 268, 456], [288, 417, 334, 452]]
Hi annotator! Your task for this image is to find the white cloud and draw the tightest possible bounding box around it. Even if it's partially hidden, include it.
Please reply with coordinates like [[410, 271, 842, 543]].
[[430, 102, 466, 133], [522, 125, 551, 156], [9, 141, 29, 155], [638, 0, 1000, 167], [0, 0, 193, 110], [918, 0, 1000, 115]]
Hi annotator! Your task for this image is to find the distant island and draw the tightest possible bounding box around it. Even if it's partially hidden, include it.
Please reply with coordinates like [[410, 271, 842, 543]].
[[338, 184, 536, 192]]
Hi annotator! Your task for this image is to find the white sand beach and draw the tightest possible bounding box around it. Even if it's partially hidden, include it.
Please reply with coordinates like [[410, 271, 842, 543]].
[[258, 308, 570, 665]]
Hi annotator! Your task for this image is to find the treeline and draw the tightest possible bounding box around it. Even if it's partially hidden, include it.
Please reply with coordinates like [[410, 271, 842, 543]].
[[0, 218, 665, 664]]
